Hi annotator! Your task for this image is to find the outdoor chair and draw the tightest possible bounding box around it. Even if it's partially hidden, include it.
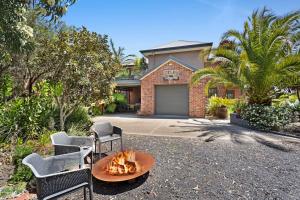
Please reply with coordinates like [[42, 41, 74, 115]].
[[90, 122, 123, 158], [50, 132, 94, 166], [51, 132, 94, 155], [22, 152, 93, 200]]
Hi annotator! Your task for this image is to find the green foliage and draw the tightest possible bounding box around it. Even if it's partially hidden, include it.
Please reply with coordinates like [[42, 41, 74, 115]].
[[104, 93, 127, 113], [241, 105, 293, 131], [10, 145, 33, 183], [192, 8, 300, 105], [46, 28, 119, 130], [113, 93, 127, 105], [0, 0, 75, 54], [106, 103, 117, 113], [65, 107, 91, 131], [49, 105, 92, 131], [207, 96, 237, 116], [88, 103, 103, 116], [67, 124, 89, 136], [273, 94, 298, 107], [0, 182, 27, 199], [232, 100, 247, 113], [0, 74, 13, 103], [12, 145, 33, 164], [0, 81, 53, 142]]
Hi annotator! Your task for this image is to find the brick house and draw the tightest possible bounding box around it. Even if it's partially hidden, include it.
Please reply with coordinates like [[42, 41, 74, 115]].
[[115, 40, 241, 117]]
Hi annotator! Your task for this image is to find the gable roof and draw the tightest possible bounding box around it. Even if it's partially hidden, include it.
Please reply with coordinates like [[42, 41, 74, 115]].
[[140, 40, 212, 54], [140, 56, 197, 80]]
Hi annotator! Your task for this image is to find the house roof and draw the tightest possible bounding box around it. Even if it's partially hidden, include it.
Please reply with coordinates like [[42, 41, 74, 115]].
[[140, 56, 197, 80], [140, 40, 213, 54]]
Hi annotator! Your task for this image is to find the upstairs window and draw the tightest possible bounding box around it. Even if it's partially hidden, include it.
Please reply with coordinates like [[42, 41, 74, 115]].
[[208, 88, 218, 97], [226, 90, 235, 99]]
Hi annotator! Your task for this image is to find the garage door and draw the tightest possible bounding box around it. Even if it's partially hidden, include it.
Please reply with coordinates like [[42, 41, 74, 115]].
[[155, 85, 189, 116]]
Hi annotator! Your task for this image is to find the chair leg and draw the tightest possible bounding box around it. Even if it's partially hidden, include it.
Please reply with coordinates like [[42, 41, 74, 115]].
[[94, 140, 97, 154], [121, 138, 123, 151], [89, 184, 93, 200], [110, 141, 113, 152], [99, 142, 101, 159], [83, 186, 86, 200]]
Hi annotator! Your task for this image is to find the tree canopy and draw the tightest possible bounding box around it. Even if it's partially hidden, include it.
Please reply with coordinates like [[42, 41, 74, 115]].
[[192, 7, 300, 105]]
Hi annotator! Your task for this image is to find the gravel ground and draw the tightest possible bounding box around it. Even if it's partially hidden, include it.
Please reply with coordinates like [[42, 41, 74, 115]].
[[62, 134, 300, 200]]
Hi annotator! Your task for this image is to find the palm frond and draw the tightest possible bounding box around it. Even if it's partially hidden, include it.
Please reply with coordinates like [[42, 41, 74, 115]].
[[276, 55, 300, 72]]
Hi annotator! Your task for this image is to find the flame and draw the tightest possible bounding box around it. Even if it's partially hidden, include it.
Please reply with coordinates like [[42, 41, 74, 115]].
[[106, 150, 141, 175]]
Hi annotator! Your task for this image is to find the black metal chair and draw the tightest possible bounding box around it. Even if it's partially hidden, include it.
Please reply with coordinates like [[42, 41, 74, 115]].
[[22, 152, 93, 200]]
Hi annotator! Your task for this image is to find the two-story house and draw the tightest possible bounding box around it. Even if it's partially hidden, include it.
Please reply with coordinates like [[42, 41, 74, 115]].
[[115, 40, 241, 117]]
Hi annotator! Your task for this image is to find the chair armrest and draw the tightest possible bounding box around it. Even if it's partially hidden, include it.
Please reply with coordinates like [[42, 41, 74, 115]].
[[113, 126, 122, 135]]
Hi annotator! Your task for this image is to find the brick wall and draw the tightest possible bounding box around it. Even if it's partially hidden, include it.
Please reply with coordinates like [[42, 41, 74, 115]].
[[140, 60, 208, 117], [129, 87, 141, 104]]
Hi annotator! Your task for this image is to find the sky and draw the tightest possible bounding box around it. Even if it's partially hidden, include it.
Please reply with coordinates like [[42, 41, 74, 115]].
[[62, 0, 300, 56]]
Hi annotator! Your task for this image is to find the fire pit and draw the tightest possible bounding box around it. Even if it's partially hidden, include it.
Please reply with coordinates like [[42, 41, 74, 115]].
[[92, 150, 155, 182]]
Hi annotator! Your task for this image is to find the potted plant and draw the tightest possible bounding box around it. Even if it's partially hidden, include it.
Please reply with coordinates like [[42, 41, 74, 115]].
[[216, 105, 228, 119]]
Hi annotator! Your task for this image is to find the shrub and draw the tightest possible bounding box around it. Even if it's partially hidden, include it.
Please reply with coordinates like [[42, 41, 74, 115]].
[[241, 104, 292, 131], [113, 93, 127, 105], [65, 106, 91, 130], [207, 96, 237, 116], [50, 106, 92, 131], [104, 93, 127, 113], [10, 145, 33, 183], [232, 100, 247, 113], [106, 103, 117, 113], [67, 124, 90, 136], [88, 103, 103, 116], [0, 81, 53, 143]]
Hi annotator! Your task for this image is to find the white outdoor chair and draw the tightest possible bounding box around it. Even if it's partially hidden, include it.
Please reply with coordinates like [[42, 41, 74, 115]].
[[90, 122, 123, 158], [22, 152, 93, 200]]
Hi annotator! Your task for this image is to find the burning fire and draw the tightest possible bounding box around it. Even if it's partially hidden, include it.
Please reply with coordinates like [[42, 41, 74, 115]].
[[106, 150, 141, 175]]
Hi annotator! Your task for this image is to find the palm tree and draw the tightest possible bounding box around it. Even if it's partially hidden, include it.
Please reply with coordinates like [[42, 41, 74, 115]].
[[192, 8, 300, 105], [110, 39, 135, 65]]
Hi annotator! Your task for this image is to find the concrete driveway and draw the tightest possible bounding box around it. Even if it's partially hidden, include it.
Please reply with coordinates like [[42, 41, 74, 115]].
[[93, 114, 298, 144]]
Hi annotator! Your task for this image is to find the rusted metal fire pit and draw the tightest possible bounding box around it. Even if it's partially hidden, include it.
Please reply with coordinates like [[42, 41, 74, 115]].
[[92, 151, 155, 182]]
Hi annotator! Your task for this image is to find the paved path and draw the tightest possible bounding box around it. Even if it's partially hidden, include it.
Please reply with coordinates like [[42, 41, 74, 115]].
[[93, 114, 299, 144]]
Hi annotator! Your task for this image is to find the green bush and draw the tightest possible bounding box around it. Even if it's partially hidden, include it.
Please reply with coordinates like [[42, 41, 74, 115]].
[[65, 106, 92, 131], [232, 100, 247, 113], [67, 124, 90, 136], [10, 145, 33, 183], [0, 81, 53, 143], [241, 104, 292, 131], [50, 106, 92, 131], [88, 103, 103, 116], [207, 96, 237, 116], [106, 103, 117, 113], [113, 93, 127, 105], [12, 145, 33, 164], [104, 93, 127, 113]]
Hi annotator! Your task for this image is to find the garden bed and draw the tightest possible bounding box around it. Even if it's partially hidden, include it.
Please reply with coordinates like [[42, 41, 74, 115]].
[[230, 113, 300, 139]]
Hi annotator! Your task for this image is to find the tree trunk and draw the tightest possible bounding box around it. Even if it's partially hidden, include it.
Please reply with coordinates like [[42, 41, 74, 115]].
[[297, 87, 300, 102], [59, 106, 65, 131]]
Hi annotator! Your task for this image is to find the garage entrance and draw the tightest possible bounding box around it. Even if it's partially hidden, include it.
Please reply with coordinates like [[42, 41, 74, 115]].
[[155, 85, 189, 116]]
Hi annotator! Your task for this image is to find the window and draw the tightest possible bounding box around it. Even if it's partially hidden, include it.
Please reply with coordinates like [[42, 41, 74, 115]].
[[208, 88, 218, 97], [226, 90, 235, 99]]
